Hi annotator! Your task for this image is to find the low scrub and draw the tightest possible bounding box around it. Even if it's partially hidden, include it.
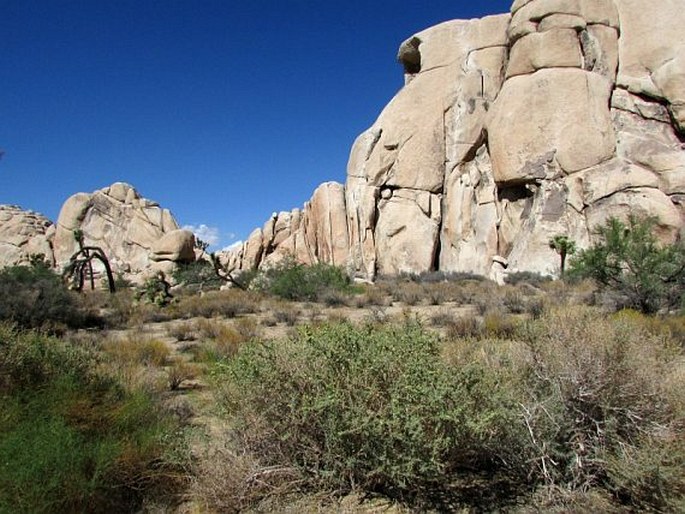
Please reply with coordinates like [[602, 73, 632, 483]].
[[213, 306, 685, 511]]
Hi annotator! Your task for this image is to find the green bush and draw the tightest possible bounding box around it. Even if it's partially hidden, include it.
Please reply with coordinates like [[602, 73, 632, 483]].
[[252, 258, 353, 302], [568, 215, 685, 313], [172, 260, 223, 291], [215, 321, 526, 508], [0, 264, 92, 331], [0, 324, 184, 512]]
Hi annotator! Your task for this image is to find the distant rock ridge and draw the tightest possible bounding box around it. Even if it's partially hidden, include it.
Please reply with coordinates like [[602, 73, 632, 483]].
[[220, 0, 685, 281]]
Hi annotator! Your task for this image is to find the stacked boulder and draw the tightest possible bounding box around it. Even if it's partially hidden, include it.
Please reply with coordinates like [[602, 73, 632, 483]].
[[53, 182, 195, 281]]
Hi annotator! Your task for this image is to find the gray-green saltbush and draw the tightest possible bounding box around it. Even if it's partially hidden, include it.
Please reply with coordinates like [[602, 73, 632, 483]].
[[214, 321, 526, 508]]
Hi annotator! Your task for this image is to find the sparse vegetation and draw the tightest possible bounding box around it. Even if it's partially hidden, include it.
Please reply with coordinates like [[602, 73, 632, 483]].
[[2, 251, 683, 512]]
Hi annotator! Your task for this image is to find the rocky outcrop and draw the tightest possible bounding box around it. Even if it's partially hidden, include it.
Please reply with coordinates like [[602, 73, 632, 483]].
[[0, 205, 55, 267], [219, 182, 349, 272], [53, 182, 192, 280], [223, 0, 685, 281]]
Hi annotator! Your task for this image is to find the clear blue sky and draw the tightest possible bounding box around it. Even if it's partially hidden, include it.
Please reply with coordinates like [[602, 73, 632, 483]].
[[0, 0, 511, 250]]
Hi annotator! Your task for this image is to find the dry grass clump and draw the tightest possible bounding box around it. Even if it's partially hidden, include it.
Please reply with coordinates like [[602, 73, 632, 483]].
[[166, 320, 196, 341], [99, 334, 171, 392], [175, 289, 262, 319], [442, 306, 685, 511], [190, 439, 304, 513], [166, 357, 200, 390], [429, 308, 456, 327], [445, 314, 482, 339], [350, 285, 390, 308], [192, 318, 243, 362], [388, 281, 425, 306], [102, 334, 170, 367], [273, 306, 300, 326], [234, 317, 261, 341]]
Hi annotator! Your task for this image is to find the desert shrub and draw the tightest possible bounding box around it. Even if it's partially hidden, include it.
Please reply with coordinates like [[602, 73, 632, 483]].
[[504, 271, 553, 287], [568, 215, 685, 313], [252, 257, 353, 302], [172, 259, 223, 291], [0, 264, 95, 332], [0, 324, 185, 512], [517, 307, 685, 509], [215, 321, 526, 508]]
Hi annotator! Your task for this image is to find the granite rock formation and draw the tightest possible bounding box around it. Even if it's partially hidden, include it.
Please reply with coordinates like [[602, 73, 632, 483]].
[[0, 205, 55, 268], [223, 0, 685, 281], [53, 183, 193, 281]]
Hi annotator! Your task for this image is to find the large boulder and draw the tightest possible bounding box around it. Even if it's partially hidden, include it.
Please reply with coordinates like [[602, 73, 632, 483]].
[[53, 182, 186, 280]]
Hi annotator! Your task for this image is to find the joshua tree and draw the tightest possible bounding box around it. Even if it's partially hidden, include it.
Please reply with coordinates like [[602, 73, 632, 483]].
[[549, 234, 576, 276], [210, 252, 249, 290], [64, 230, 116, 293]]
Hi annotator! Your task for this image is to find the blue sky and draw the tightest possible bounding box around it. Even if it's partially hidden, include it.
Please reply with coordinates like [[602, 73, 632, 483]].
[[1, 0, 512, 250]]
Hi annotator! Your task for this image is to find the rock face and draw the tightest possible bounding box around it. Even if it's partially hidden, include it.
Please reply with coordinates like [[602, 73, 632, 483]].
[[224, 0, 685, 281], [0, 205, 55, 268], [53, 183, 192, 280]]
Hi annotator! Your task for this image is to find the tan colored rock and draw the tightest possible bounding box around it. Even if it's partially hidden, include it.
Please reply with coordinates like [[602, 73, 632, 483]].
[[0, 206, 54, 267], [304, 182, 350, 266], [510, 0, 619, 39], [53, 182, 182, 277], [585, 187, 683, 242], [440, 145, 498, 276], [220, 3, 684, 282], [576, 159, 660, 205], [538, 13, 586, 31], [611, 89, 671, 123], [487, 69, 615, 182], [375, 189, 441, 275], [507, 29, 583, 78], [614, 0, 685, 132], [151, 229, 195, 263]]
